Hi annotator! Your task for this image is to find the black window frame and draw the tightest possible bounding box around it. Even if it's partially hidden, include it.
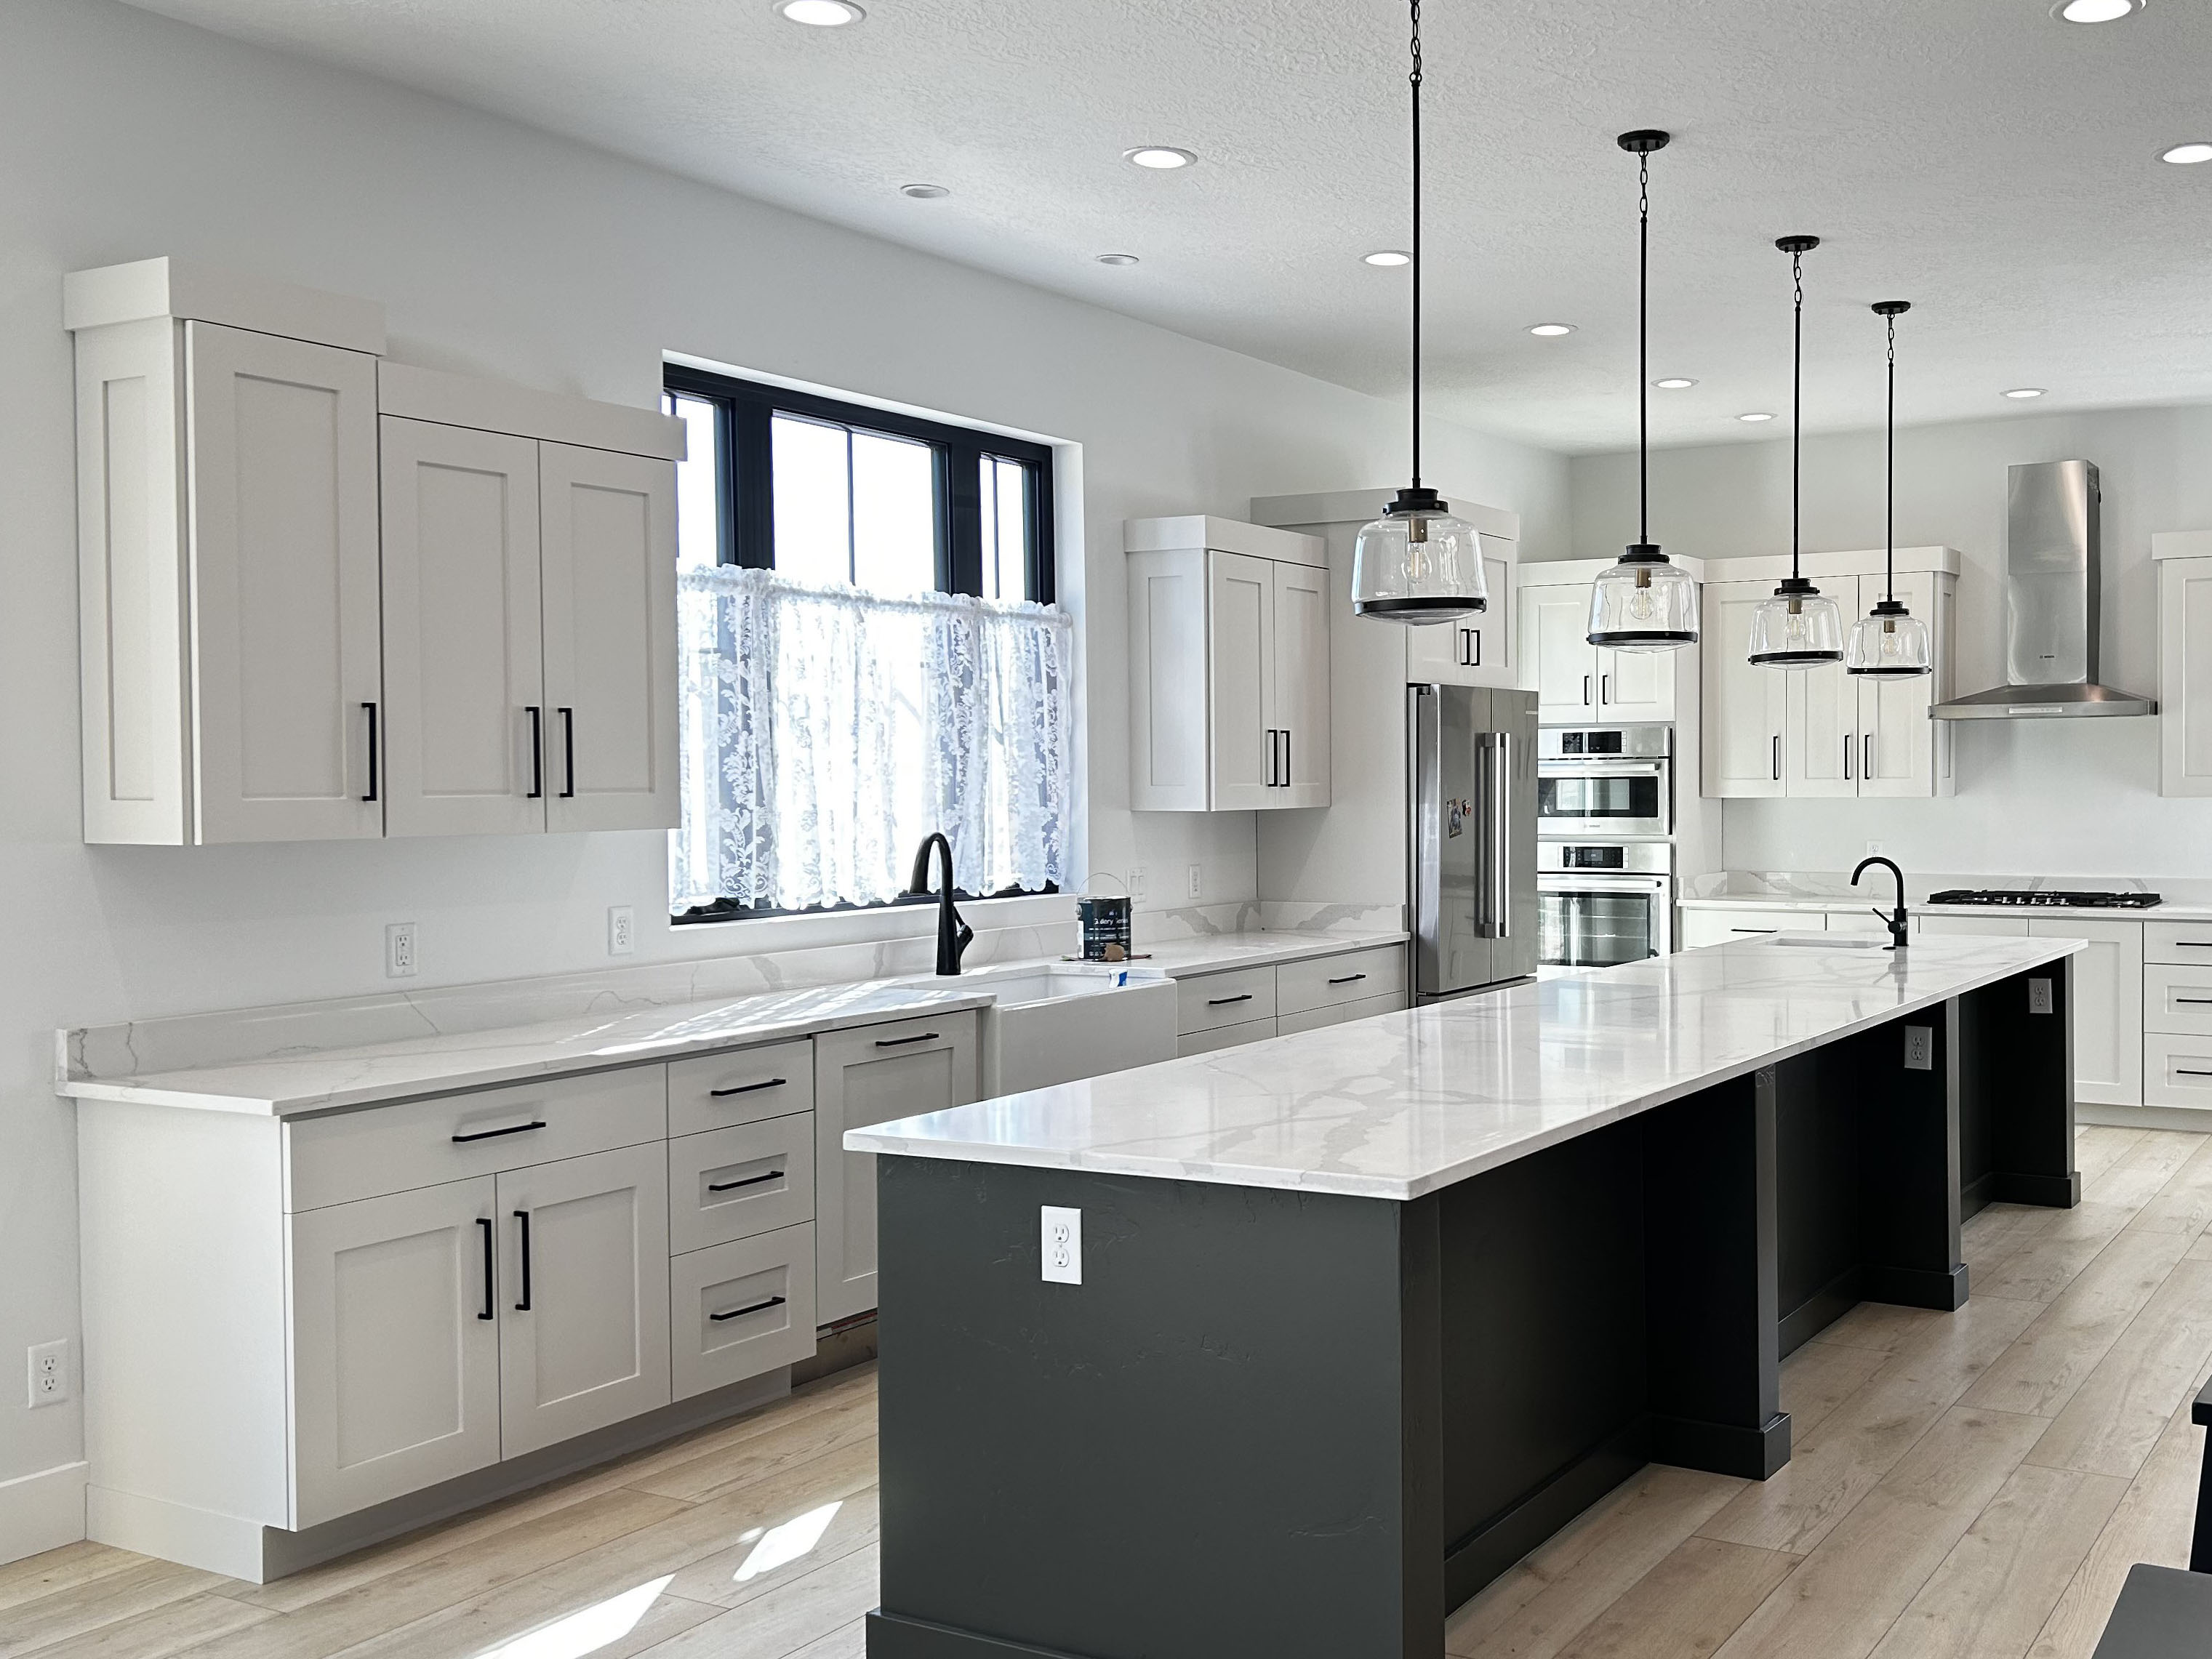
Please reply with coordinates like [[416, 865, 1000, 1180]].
[[662, 363, 1055, 604]]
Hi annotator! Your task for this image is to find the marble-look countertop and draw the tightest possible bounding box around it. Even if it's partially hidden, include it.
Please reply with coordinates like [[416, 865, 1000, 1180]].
[[847, 934, 2084, 1202], [1679, 872, 2212, 923], [56, 927, 1404, 1119]]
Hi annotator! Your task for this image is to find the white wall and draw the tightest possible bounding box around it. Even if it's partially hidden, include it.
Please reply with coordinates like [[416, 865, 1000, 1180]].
[[1568, 406, 2212, 878], [0, 0, 1566, 1530]]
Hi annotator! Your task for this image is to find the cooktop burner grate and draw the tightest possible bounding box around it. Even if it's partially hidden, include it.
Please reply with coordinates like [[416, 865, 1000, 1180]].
[[1926, 889, 2163, 909]]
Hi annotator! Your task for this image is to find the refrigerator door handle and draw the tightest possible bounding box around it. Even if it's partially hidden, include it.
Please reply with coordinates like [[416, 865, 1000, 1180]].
[[1492, 731, 1513, 939]]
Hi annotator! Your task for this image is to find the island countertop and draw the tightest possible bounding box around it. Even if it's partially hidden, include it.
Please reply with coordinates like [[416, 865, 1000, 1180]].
[[847, 933, 2085, 1201]]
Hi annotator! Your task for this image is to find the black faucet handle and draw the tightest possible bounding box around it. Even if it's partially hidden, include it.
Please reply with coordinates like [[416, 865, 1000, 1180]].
[[954, 916, 975, 962]]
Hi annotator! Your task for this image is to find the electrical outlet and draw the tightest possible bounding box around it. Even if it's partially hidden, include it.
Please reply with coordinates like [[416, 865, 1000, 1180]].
[[1128, 866, 1147, 902], [1186, 864, 1202, 900], [1041, 1206, 1083, 1285], [27, 1339, 69, 1409], [2029, 978, 2055, 1016], [1903, 1026, 1934, 1071], [608, 905, 635, 957], [385, 922, 417, 979]]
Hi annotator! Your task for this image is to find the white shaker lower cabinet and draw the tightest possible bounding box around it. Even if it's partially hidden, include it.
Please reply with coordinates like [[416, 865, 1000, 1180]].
[[671, 1223, 817, 1402], [2029, 919, 2143, 1109], [814, 1011, 980, 1324], [495, 1142, 671, 1459], [287, 1178, 502, 1527]]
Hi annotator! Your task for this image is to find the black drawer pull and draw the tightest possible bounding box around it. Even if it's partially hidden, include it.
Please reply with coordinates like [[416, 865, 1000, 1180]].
[[874, 1031, 940, 1048], [2179, 1069, 2212, 1078], [710, 1295, 787, 1322], [710, 1077, 788, 1098], [708, 1169, 782, 1194], [513, 1210, 532, 1311], [2177, 997, 2212, 1005], [476, 1217, 494, 1321], [1328, 973, 1369, 986], [2179, 941, 2212, 948], [1208, 993, 1254, 1006], [452, 1120, 547, 1144], [1731, 928, 1779, 935]]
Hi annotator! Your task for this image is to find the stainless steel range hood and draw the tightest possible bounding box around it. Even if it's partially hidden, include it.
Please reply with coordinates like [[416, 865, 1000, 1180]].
[[1930, 459, 2156, 720]]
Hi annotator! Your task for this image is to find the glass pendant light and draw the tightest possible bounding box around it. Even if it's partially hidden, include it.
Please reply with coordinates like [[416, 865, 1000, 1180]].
[[1846, 301, 1934, 678], [1351, 0, 1485, 623], [1747, 236, 1845, 669], [1587, 130, 1698, 651]]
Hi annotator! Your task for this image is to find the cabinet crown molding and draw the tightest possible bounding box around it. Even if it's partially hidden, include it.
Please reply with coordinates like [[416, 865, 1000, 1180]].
[[2151, 531, 2212, 561], [1123, 515, 1324, 569], [1249, 489, 1520, 544], [64, 257, 385, 356], [378, 362, 686, 461]]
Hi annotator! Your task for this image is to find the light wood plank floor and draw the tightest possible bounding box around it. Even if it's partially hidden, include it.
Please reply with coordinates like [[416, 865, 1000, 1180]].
[[8, 1125, 2212, 1659]]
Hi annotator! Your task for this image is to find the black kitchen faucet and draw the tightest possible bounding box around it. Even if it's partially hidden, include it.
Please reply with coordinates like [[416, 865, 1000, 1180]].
[[1852, 856, 1910, 951]]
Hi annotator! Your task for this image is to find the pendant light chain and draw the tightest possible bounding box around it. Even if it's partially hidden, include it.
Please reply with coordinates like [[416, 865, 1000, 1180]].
[[1791, 244, 1804, 582], [1408, 0, 1423, 489]]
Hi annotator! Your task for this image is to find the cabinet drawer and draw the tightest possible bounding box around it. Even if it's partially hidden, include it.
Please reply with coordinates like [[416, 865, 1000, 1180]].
[[669, 1040, 815, 1137], [1179, 1016, 1278, 1056], [671, 1223, 817, 1401], [1275, 947, 1408, 1017], [670, 1114, 814, 1255], [2146, 965, 2212, 1037], [1177, 966, 1278, 1035], [2146, 921, 2212, 965], [1277, 989, 1409, 1037], [2144, 1032, 2212, 1109], [1678, 908, 1808, 949], [285, 1066, 668, 1213]]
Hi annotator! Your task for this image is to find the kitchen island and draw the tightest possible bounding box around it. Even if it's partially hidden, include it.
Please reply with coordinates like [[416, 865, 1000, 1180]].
[[849, 934, 2086, 1659]]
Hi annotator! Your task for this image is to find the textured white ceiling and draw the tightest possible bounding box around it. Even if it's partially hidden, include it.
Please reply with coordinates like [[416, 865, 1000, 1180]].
[[121, 0, 2212, 453]]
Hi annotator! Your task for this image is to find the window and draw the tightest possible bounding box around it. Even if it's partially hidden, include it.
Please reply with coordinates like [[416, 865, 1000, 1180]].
[[662, 367, 1072, 923]]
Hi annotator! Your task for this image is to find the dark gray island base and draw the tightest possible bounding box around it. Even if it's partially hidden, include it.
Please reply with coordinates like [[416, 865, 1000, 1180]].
[[858, 947, 2080, 1659]]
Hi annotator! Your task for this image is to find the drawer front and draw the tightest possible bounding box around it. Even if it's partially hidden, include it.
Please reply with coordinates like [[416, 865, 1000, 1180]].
[[1277, 989, 1409, 1037], [286, 1066, 668, 1213], [2145, 965, 2212, 1037], [670, 1112, 814, 1255], [2146, 921, 2212, 965], [669, 1040, 815, 1138], [671, 1223, 817, 1402], [1275, 947, 1409, 1018], [1178, 1016, 1278, 1057], [1678, 908, 1810, 949], [2144, 1032, 2212, 1109], [1177, 966, 1278, 1035]]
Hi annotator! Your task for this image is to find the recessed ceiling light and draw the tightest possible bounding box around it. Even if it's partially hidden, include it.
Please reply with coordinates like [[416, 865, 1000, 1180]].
[[2161, 142, 2212, 165], [1363, 249, 1411, 267], [1094, 253, 1140, 266], [1123, 146, 1196, 170], [1528, 323, 1575, 337], [1653, 377, 1698, 390], [774, 0, 862, 24], [898, 183, 949, 199], [2053, 0, 2141, 20], [2003, 387, 2048, 399], [1737, 411, 1776, 422]]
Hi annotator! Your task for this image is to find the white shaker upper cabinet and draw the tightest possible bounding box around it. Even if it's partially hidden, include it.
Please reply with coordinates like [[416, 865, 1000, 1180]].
[[1406, 535, 1517, 689], [379, 418, 547, 837], [2155, 537, 2212, 798], [540, 443, 682, 834], [1524, 586, 1599, 721], [1701, 582, 1788, 798], [1270, 557, 1332, 808]]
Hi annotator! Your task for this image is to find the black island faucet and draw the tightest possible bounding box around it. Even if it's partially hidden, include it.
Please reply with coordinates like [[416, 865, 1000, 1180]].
[[908, 832, 974, 976], [1852, 855, 1910, 951]]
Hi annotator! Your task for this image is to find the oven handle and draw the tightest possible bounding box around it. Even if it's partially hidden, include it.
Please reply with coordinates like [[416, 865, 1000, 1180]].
[[1537, 760, 1668, 776], [1538, 875, 1672, 893]]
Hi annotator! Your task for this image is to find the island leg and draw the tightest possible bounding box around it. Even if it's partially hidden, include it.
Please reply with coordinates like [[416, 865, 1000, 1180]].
[[1959, 958, 2080, 1210]]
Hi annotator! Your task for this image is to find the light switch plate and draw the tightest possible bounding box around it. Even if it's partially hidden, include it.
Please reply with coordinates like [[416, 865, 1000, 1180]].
[[1904, 1026, 1934, 1071], [2029, 979, 2054, 1015], [1041, 1206, 1082, 1285]]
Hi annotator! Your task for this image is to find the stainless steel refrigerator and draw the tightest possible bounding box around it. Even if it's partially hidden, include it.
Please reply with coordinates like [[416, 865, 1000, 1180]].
[[1408, 685, 1539, 1001]]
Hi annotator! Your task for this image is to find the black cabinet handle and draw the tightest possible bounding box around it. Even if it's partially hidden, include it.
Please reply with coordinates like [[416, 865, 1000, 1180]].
[[2179, 942, 2212, 949], [558, 707, 575, 798], [1328, 973, 1368, 986], [875, 1031, 940, 1048], [2177, 997, 2212, 1005], [1208, 992, 1254, 1006], [1583, 674, 1592, 707], [512, 1210, 532, 1311], [361, 703, 380, 802], [708, 1169, 782, 1194], [476, 1217, 494, 1321], [1283, 729, 1291, 787], [709, 1077, 788, 1098], [710, 1295, 787, 1322], [525, 706, 543, 800], [452, 1119, 547, 1144], [1731, 928, 1779, 935], [1772, 734, 1782, 782], [2179, 1069, 2212, 1078]]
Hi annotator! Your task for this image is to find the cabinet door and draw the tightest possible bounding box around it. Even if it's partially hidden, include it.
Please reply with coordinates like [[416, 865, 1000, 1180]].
[[540, 443, 680, 833], [2030, 920, 2144, 1107], [380, 419, 547, 837], [184, 321, 383, 843], [1523, 586, 1598, 720], [287, 1178, 500, 1528], [1406, 537, 1515, 688], [1206, 551, 1275, 810], [497, 1142, 670, 1458], [1700, 582, 1787, 798], [1598, 646, 1675, 723], [2160, 558, 2212, 798], [1270, 558, 1331, 807], [1786, 659, 1858, 798], [814, 1012, 979, 1325], [1856, 574, 1942, 798]]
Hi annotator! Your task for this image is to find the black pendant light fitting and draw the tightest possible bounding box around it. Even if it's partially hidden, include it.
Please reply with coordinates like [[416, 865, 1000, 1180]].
[[1846, 299, 1934, 677], [1747, 234, 1846, 669]]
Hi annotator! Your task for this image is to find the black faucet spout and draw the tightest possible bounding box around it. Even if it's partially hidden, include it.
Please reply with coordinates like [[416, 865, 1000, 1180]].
[[907, 832, 974, 976], [1851, 855, 1910, 951]]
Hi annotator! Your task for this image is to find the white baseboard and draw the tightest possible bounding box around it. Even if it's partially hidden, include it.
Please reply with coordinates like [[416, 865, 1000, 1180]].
[[2077, 1102, 2212, 1135], [0, 1461, 88, 1565]]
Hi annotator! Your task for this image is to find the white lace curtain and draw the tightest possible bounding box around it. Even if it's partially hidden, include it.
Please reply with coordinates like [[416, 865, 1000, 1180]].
[[671, 566, 1075, 914]]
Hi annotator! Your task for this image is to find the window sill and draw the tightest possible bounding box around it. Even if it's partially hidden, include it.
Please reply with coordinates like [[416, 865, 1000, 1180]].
[[667, 891, 1075, 955]]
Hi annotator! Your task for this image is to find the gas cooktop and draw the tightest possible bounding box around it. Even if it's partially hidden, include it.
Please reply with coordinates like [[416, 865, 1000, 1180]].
[[1926, 889, 2163, 909]]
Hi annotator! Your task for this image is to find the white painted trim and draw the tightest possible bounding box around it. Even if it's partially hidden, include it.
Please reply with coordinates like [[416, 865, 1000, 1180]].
[[0, 1461, 87, 1566], [88, 1485, 263, 1579], [1122, 515, 1325, 568], [63, 257, 385, 354], [2075, 1101, 2212, 1136], [2152, 531, 2212, 562], [1249, 488, 1521, 544], [378, 363, 686, 460]]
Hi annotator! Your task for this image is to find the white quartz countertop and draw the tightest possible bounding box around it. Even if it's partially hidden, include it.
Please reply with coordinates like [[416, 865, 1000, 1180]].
[[846, 935, 2084, 1202], [1679, 874, 2212, 922], [1138, 929, 1407, 975]]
